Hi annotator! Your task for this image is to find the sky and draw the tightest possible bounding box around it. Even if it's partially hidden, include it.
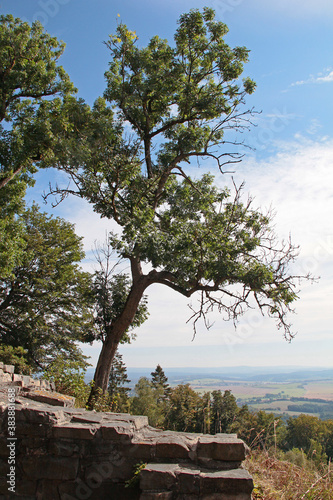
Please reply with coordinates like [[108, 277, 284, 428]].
[[2, 0, 333, 370]]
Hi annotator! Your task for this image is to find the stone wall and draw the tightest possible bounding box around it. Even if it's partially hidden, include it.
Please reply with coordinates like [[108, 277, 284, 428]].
[[0, 363, 254, 499]]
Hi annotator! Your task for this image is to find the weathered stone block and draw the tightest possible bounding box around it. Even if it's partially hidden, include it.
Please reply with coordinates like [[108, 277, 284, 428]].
[[58, 479, 140, 500], [4, 365, 14, 374], [52, 423, 99, 440], [39, 379, 51, 390], [23, 390, 75, 407], [71, 412, 105, 424], [129, 415, 149, 430], [15, 421, 49, 437], [140, 463, 179, 491], [0, 373, 12, 384], [155, 435, 190, 459], [129, 440, 155, 460], [12, 374, 24, 384], [199, 468, 254, 495], [177, 466, 201, 495], [15, 407, 67, 425], [21, 455, 79, 480], [30, 378, 40, 388], [84, 457, 131, 483], [101, 422, 134, 441], [197, 436, 246, 462], [140, 492, 173, 500], [15, 479, 37, 496], [0, 459, 7, 478], [80, 437, 120, 457], [48, 439, 79, 457], [21, 436, 48, 450]]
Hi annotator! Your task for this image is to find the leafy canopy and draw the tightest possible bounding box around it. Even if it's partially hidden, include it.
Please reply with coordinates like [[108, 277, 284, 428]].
[[0, 14, 75, 189], [0, 14, 76, 278], [47, 8, 306, 345], [0, 205, 95, 371]]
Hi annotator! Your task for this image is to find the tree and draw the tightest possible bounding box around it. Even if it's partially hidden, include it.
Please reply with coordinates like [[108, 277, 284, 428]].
[[0, 14, 74, 189], [0, 15, 75, 278], [0, 205, 95, 371], [211, 390, 239, 434], [47, 8, 309, 397], [151, 364, 171, 399], [164, 384, 203, 433], [43, 354, 91, 408], [88, 240, 148, 406], [284, 415, 326, 455], [130, 376, 165, 427], [108, 350, 131, 412], [0, 345, 32, 375]]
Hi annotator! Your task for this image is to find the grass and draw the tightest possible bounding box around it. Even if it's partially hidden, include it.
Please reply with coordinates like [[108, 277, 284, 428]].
[[246, 450, 333, 500]]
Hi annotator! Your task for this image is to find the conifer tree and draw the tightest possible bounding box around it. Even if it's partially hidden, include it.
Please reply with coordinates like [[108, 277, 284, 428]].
[[108, 351, 131, 405], [151, 364, 171, 399]]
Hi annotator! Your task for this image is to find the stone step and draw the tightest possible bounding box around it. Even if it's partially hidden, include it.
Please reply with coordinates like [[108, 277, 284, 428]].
[[131, 430, 248, 465], [140, 463, 254, 499]]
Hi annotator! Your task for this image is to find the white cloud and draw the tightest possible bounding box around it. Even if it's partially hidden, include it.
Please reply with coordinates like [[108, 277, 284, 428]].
[[291, 69, 333, 86], [107, 139, 333, 366], [34, 139, 333, 368]]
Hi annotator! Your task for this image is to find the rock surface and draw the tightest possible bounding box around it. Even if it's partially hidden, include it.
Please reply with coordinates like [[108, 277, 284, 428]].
[[0, 363, 253, 499]]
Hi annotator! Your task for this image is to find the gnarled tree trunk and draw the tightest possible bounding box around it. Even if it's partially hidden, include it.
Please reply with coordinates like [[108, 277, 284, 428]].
[[87, 260, 150, 408]]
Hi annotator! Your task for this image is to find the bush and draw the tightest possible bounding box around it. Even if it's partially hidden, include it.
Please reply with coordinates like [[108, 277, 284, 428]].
[[0, 345, 32, 374], [43, 355, 90, 408]]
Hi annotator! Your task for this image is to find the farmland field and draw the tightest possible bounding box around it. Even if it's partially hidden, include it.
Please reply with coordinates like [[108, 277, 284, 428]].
[[96, 366, 333, 418], [189, 380, 308, 399], [184, 377, 333, 419], [304, 381, 333, 400]]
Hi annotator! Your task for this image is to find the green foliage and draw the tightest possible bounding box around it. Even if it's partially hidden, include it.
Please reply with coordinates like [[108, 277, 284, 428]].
[[88, 385, 114, 412], [0, 14, 75, 190], [43, 354, 90, 408], [108, 351, 131, 412], [0, 345, 31, 374], [125, 462, 147, 489], [151, 364, 171, 400], [283, 414, 333, 465], [164, 384, 204, 433], [285, 414, 325, 453], [92, 256, 149, 344], [130, 377, 166, 428], [43, 8, 309, 395], [105, 7, 255, 169], [211, 389, 239, 433], [283, 447, 308, 468], [0, 205, 95, 371], [0, 15, 77, 280]]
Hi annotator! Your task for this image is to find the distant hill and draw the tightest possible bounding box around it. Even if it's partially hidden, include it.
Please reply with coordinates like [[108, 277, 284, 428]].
[[84, 366, 333, 386]]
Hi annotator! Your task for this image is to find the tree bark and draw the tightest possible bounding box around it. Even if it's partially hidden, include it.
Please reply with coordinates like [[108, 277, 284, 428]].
[[87, 268, 149, 408]]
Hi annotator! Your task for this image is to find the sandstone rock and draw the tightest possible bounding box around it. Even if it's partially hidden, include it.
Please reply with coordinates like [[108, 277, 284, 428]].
[[0, 364, 254, 499], [197, 435, 247, 462], [3, 365, 14, 374], [23, 389, 75, 407], [21, 455, 79, 480], [52, 423, 99, 440]]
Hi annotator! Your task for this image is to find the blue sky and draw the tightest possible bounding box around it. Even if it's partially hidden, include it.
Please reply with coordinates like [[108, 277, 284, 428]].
[[2, 0, 333, 369]]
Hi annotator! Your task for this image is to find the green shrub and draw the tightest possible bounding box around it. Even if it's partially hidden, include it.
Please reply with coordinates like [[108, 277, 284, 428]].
[[0, 345, 32, 374]]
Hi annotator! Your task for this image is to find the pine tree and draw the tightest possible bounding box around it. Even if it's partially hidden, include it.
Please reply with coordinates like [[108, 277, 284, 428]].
[[108, 351, 131, 411], [151, 364, 171, 399]]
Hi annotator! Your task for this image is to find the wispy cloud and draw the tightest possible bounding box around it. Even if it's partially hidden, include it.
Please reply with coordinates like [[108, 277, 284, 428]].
[[291, 68, 333, 86]]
